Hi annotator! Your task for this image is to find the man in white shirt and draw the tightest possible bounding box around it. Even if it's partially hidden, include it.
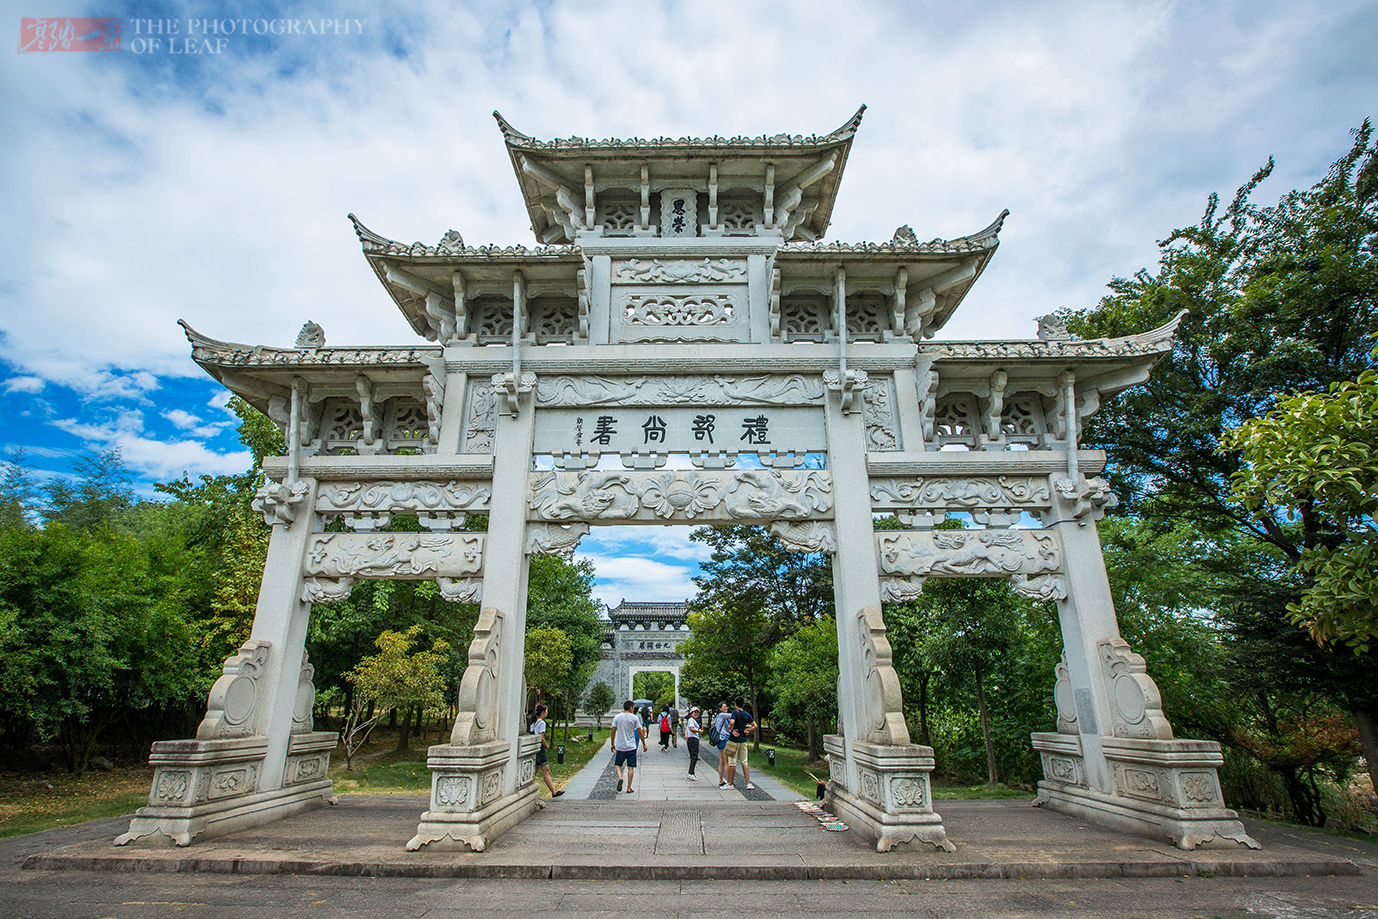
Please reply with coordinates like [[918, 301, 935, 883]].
[[610, 699, 647, 794]]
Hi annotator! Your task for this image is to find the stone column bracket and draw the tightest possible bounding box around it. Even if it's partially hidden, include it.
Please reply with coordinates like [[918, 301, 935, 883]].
[[252, 479, 310, 527], [494, 371, 536, 417], [1032, 732, 1260, 850], [1050, 475, 1118, 524], [407, 738, 540, 852], [823, 368, 868, 413], [823, 735, 955, 853]]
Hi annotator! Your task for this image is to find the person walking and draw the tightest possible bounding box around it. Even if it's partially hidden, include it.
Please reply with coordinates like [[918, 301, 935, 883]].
[[669, 706, 680, 748], [530, 703, 564, 799], [684, 706, 703, 780], [610, 700, 646, 794], [713, 702, 732, 787], [658, 710, 672, 751], [724, 696, 758, 790]]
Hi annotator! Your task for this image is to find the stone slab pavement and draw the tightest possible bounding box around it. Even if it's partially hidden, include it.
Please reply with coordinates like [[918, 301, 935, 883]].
[[559, 731, 801, 802]]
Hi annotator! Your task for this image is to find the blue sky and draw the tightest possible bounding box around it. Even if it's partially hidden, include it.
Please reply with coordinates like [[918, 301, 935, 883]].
[[4, 0, 1376, 607]]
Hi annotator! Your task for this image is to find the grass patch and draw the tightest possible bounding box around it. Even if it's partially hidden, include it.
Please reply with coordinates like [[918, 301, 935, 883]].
[[737, 745, 1039, 802], [931, 782, 1034, 801], [0, 769, 151, 839]]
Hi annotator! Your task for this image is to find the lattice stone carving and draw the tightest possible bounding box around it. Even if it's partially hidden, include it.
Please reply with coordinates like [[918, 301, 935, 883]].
[[846, 293, 887, 341], [719, 199, 757, 234], [319, 398, 364, 455], [780, 296, 828, 341], [531, 296, 579, 343], [450, 607, 502, 746], [600, 200, 638, 235], [933, 395, 980, 448], [473, 298, 514, 343], [197, 640, 272, 739], [1001, 395, 1046, 446], [386, 398, 431, 453]]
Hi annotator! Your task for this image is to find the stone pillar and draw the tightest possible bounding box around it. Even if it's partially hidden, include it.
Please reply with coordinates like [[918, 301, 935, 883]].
[[410, 382, 541, 851], [117, 478, 337, 846], [1031, 477, 1259, 850], [822, 388, 953, 852]]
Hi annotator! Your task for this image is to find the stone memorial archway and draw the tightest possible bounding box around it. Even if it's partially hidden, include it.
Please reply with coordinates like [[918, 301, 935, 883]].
[[117, 108, 1257, 855]]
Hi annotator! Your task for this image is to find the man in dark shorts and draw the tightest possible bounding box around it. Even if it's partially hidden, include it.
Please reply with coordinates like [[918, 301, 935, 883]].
[[610, 700, 646, 794]]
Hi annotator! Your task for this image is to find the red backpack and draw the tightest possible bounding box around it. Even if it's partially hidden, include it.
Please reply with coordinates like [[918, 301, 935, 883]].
[[659, 714, 671, 732]]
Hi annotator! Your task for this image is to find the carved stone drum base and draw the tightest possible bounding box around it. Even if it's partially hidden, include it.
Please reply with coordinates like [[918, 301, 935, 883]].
[[1032, 732, 1259, 850], [407, 739, 540, 852], [823, 735, 956, 853], [115, 732, 337, 847]]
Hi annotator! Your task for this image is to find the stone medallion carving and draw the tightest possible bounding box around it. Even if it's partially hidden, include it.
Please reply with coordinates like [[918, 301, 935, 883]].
[[450, 607, 502, 746], [436, 775, 471, 807], [196, 640, 271, 739], [890, 776, 927, 809], [1098, 638, 1173, 739]]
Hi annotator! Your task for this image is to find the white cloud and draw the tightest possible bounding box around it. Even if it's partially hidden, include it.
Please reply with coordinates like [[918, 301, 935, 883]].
[[4, 376, 44, 394], [576, 525, 709, 607], [51, 413, 250, 483]]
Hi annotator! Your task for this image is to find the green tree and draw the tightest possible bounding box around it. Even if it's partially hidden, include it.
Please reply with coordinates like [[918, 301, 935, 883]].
[[679, 600, 771, 749], [689, 525, 833, 640], [524, 627, 572, 712], [0, 449, 36, 530], [340, 626, 447, 769], [586, 680, 616, 728], [526, 554, 603, 740], [1069, 121, 1378, 823], [768, 615, 837, 760], [42, 449, 133, 532]]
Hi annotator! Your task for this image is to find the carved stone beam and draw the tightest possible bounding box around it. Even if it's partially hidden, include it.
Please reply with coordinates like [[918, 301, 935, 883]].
[[639, 164, 651, 232], [707, 163, 719, 230], [891, 267, 908, 338], [355, 375, 378, 451], [386, 265, 454, 304], [451, 271, 469, 340], [877, 529, 1061, 579], [584, 164, 596, 229], [303, 533, 485, 580], [520, 156, 582, 236]]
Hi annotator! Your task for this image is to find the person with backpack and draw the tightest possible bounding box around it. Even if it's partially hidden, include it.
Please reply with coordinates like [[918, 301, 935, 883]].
[[658, 710, 672, 751], [712, 701, 732, 786], [669, 706, 680, 748], [723, 696, 758, 790]]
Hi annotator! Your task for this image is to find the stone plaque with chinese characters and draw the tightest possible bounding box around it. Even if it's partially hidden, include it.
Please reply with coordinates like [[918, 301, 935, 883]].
[[533, 407, 826, 455]]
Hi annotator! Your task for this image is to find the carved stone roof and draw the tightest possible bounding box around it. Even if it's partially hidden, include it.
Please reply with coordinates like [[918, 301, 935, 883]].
[[494, 107, 867, 153], [498, 108, 867, 245], [780, 210, 1007, 257], [921, 310, 1186, 362], [348, 214, 579, 261], [180, 320, 440, 369], [606, 600, 690, 626]]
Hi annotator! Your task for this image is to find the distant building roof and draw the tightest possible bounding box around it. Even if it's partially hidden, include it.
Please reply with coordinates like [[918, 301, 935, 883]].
[[606, 601, 689, 627]]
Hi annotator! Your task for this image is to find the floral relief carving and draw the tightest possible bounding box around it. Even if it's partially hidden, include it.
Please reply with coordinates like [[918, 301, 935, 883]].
[[155, 771, 190, 802], [519, 758, 536, 786], [464, 381, 497, 453], [870, 476, 1051, 510], [1179, 773, 1218, 804], [891, 777, 926, 808], [436, 776, 470, 807], [1048, 757, 1077, 781], [625, 294, 734, 327], [1122, 768, 1161, 798], [640, 472, 724, 518], [860, 770, 883, 804], [877, 530, 1060, 578], [614, 258, 746, 283], [481, 769, 503, 804], [317, 481, 491, 515], [862, 378, 897, 450]]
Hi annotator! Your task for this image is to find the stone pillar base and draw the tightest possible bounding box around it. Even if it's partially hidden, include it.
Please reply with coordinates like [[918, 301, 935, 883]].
[[115, 732, 337, 847], [823, 735, 956, 853], [407, 738, 540, 852], [1032, 732, 1260, 850]]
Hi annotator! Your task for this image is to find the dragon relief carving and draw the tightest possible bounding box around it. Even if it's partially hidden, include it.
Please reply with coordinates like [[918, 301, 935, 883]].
[[450, 607, 502, 746], [301, 577, 356, 604], [525, 523, 590, 554], [1009, 573, 1067, 602], [726, 470, 833, 519], [437, 577, 483, 604], [528, 471, 640, 520], [770, 521, 837, 554], [878, 530, 1060, 578], [534, 374, 827, 407], [303, 533, 483, 579]]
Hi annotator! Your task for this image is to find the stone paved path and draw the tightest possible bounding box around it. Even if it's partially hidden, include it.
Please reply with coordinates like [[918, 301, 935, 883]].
[[561, 734, 800, 803]]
